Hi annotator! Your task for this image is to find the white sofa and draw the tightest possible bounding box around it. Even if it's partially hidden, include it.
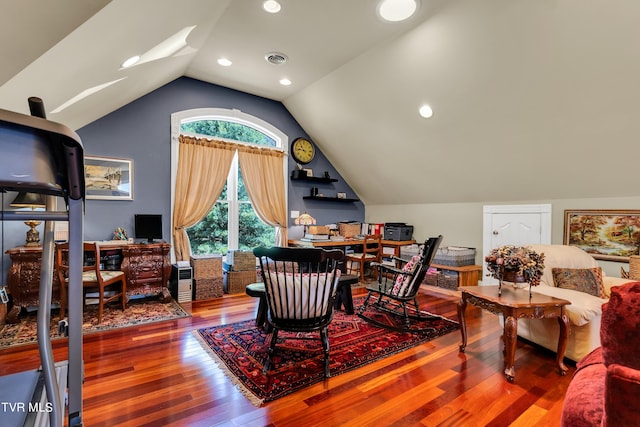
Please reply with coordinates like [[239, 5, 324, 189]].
[[500, 244, 633, 362]]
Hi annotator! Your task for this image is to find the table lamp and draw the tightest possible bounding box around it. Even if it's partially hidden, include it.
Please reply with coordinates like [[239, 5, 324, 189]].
[[10, 191, 46, 246], [295, 212, 316, 235]]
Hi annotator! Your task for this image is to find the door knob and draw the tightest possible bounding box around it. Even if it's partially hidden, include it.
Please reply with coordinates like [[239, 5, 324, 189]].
[[492, 230, 499, 236]]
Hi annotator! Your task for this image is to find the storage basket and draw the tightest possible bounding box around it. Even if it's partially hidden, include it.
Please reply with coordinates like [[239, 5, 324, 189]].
[[629, 256, 640, 280], [339, 222, 361, 238], [190, 255, 222, 279], [433, 247, 476, 266], [437, 272, 459, 290], [422, 270, 458, 290], [226, 250, 257, 271], [308, 225, 330, 235], [423, 272, 438, 287], [224, 270, 259, 294], [193, 277, 224, 300]]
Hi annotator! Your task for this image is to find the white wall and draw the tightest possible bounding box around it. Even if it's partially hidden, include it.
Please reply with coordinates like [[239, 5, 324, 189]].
[[367, 195, 640, 278]]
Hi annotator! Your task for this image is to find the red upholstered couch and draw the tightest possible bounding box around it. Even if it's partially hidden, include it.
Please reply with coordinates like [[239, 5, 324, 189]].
[[560, 281, 640, 426]]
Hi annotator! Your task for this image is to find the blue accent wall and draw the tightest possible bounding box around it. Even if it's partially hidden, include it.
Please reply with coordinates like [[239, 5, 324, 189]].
[[76, 77, 364, 242]]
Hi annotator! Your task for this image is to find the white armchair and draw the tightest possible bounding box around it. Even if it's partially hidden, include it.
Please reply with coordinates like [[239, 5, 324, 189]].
[[502, 244, 633, 361]]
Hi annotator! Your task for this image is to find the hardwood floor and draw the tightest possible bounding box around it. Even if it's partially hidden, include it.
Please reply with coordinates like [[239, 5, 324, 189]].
[[0, 287, 574, 426]]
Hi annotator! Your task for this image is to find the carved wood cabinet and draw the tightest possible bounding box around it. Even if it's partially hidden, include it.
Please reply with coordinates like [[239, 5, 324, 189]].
[[4, 242, 171, 323], [119, 243, 171, 301], [5, 246, 61, 324]]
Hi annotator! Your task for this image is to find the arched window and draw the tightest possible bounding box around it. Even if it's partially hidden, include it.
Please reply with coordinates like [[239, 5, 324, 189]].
[[170, 108, 288, 255]]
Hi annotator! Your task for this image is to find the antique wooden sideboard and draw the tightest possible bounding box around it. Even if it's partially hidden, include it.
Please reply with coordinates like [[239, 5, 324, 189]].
[[5, 241, 171, 323]]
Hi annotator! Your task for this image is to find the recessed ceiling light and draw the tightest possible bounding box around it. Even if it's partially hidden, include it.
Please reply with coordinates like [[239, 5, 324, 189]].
[[263, 0, 281, 13], [121, 55, 140, 68], [279, 78, 292, 86], [217, 57, 232, 66], [419, 104, 433, 118], [377, 0, 419, 22]]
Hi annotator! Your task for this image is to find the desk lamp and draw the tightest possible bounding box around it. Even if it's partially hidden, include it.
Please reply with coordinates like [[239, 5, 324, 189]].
[[295, 212, 316, 235], [10, 191, 46, 246]]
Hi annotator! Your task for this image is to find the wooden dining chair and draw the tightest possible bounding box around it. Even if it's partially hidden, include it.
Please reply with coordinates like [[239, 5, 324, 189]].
[[57, 242, 127, 324], [346, 234, 382, 283]]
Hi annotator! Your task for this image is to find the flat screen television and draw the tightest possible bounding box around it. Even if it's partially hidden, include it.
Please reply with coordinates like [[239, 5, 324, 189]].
[[134, 214, 163, 243]]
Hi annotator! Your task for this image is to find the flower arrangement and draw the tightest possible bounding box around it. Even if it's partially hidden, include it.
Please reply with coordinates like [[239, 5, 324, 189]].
[[485, 245, 545, 287]]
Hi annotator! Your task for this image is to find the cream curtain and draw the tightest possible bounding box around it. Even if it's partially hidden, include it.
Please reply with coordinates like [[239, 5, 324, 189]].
[[172, 135, 235, 260], [238, 145, 288, 246]]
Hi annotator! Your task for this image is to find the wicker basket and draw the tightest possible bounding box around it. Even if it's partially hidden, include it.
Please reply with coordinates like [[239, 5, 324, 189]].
[[433, 247, 476, 266], [226, 250, 257, 271], [629, 255, 640, 280], [193, 277, 224, 300], [437, 272, 459, 290], [190, 255, 222, 279], [422, 271, 458, 290], [224, 270, 258, 294], [423, 272, 438, 287], [308, 225, 330, 235], [339, 222, 361, 238]]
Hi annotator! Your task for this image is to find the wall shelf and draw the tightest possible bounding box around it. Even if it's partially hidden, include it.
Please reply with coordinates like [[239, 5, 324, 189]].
[[291, 176, 338, 183], [303, 195, 359, 202]]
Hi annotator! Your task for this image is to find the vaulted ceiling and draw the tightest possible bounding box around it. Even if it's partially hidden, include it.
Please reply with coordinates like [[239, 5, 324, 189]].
[[2, 0, 639, 205]]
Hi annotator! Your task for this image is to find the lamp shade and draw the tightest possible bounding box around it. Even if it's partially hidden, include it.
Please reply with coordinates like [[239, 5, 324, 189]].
[[294, 213, 316, 226], [10, 192, 46, 209]]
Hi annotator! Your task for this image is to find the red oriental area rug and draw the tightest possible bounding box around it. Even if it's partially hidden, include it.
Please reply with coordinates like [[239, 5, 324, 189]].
[[194, 299, 459, 406]]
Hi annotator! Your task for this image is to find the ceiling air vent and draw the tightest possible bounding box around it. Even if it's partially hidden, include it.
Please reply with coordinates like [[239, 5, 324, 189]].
[[265, 52, 288, 65]]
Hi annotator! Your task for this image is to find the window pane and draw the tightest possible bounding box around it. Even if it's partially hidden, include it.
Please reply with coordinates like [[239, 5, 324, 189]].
[[219, 181, 228, 201], [180, 120, 276, 146], [186, 202, 229, 255], [238, 202, 273, 251], [238, 167, 248, 201]]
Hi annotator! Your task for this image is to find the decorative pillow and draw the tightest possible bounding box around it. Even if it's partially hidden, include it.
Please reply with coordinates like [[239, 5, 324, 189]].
[[392, 255, 421, 294], [552, 267, 605, 298], [601, 281, 640, 368]]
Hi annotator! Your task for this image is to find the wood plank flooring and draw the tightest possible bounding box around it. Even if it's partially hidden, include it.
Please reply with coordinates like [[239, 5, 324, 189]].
[[0, 286, 574, 426]]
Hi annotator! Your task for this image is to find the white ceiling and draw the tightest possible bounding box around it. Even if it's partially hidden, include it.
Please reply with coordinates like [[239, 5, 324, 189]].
[[2, 0, 639, 206]]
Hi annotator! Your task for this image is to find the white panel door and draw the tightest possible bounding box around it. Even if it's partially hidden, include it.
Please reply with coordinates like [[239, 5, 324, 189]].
[[490, 213, 542, 248], [482, 204, 552, 284]]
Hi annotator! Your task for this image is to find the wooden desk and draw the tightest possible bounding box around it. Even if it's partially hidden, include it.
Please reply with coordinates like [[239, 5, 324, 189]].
[[288, 239, 416, 257], [457, 285, 570, 382], [5, 242, 171, 323]]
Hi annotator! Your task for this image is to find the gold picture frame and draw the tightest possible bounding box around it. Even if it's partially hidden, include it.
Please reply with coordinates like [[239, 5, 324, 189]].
[[563, 209, 640, 261], [84, 156, 133, 200]]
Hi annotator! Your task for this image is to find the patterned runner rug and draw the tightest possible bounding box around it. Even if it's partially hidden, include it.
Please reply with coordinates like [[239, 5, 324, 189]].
[[0, 298, 189, 350], [194, 298, 459, 406]]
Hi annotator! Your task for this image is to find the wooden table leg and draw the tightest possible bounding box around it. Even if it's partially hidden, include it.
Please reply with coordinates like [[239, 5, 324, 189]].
[[457, 296, 468, 352], [503, 314, 518, 382], [556, 310, 570, 376]]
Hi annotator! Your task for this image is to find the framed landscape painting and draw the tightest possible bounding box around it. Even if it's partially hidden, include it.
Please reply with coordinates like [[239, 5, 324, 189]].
[[84, 156, 133, 200], [564, 209, 640, 261]]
